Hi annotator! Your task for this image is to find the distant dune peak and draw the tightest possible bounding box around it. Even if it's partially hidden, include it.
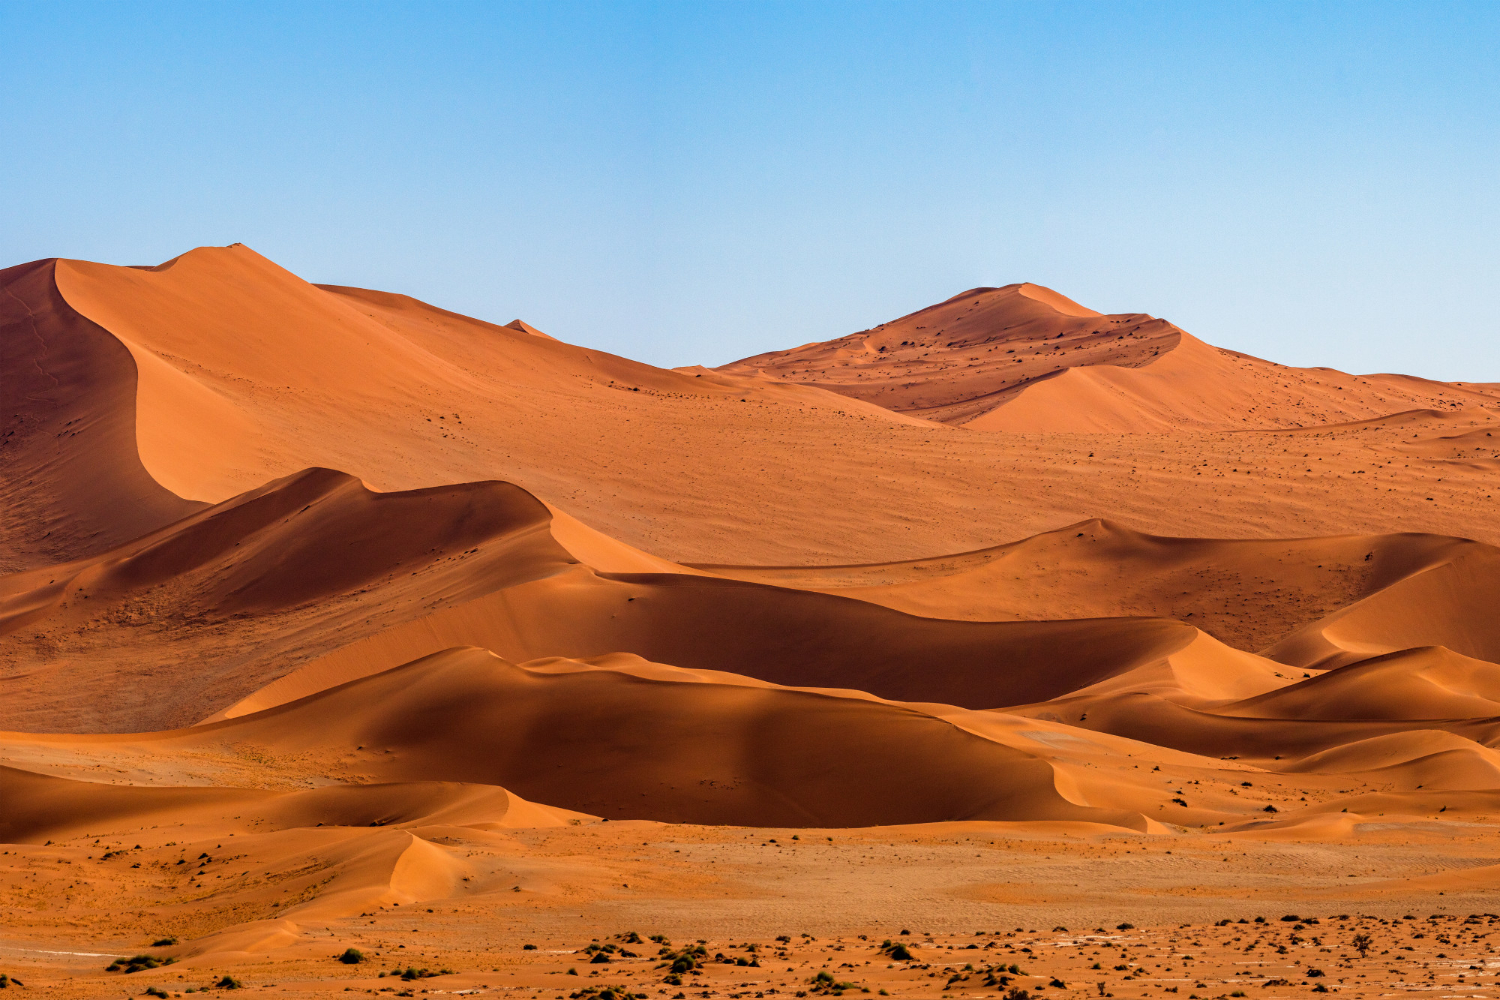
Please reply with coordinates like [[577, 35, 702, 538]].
[[719, 282, 1500, 432], [718, 282, 1183, 425]]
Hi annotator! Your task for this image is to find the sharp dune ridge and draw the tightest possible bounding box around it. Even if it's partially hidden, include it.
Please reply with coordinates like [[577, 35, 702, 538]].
[[5, 244, 1500, 993]]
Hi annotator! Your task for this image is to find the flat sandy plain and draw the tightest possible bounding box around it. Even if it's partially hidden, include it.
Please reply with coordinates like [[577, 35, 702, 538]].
[[4, 247, 1500, 998]]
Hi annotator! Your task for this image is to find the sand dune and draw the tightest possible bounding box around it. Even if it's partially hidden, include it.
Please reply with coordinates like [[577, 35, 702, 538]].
[[0, 468, 578, 731], [720, 283, 1185, 424], [1266, 544, 1500, 668], [1224, 646, 1500, 721], [721, 283, 1500, 432], [0, 259, 203, 573], [0, 765, 586, 845], [6, 246, 1497, 571], [698, 520, 1485, 654], [4, 647, 1132, 829]]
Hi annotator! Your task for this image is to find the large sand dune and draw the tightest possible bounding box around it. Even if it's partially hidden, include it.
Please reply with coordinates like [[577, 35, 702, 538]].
[[4, 244, 1500, 992], [720, 282, 1500, 432]]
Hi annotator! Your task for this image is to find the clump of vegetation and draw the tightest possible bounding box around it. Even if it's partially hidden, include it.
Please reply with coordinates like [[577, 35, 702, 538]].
[[808, 969, 863, 995], [145, 988, 170, 998], [978, 964, 1021, 989], [151, 936, 178, 947], [656, 942, 708, 983], [585, 941, 639, 963], [215, 976, 243, 989], [1116, 923, 1135, 931], [1351, 933, 1373, 958], [387, 966, 452, 980], [712, 946, 760, 968], [569, 987, 646, 1000], [0, 973, 22, 989], [105, 955, 176, 974], [878, 940, 914, 961], [523, 943, 538, 950], [338, 948, 365, 964]]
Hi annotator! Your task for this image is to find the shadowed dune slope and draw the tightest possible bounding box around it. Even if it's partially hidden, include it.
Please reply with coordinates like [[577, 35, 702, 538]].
[[0, 259, 204, 573], [721, 283, 1500, 432]]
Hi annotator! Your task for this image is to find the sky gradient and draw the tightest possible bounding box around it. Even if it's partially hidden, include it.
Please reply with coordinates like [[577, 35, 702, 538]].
[[3, 1, 1497, 378]]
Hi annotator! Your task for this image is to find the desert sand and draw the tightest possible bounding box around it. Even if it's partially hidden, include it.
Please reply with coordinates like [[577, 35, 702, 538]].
[[4, 246, 1500, 997]]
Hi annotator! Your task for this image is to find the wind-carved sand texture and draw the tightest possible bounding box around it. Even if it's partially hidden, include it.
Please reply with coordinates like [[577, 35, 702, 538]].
[[4, 245, 1500, 997]]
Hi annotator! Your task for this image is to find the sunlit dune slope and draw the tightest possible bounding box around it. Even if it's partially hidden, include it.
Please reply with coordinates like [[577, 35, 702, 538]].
[[51, 244, 922, 502], [720, 282, 1500, 432]]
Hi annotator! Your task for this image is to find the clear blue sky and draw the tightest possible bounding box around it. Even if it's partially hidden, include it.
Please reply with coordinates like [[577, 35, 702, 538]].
[[4, 1, 1497, 378]]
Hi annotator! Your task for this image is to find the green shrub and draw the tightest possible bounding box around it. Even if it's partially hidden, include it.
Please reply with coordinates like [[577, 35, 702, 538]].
[[879, 942, 914, 961], [105, 955, 176, 974], [338, 948, 365, 965]]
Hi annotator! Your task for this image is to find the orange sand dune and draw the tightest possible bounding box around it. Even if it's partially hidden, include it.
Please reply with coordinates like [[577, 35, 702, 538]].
[[51, 245, 922, 504], [697, 520, 1484, 654], [3, 465, 1213, 731], [720, 283, 1500, 432], [720, 283, 1182, 424], [6, 246, 1497, 570], [1224, 646, 1500, 721], [0, 766, 587, 845], [0, 260, 203, 572], [1265, 543, 1500, 669], [0, 468, 577, 731], [3, 647, 1135, 829]]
